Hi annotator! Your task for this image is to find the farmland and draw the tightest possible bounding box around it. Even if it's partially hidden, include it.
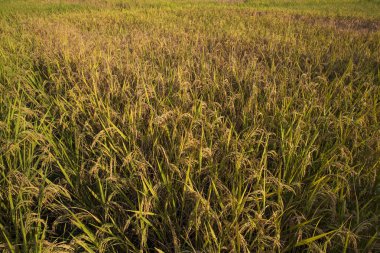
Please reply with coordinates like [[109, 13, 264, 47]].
[[0, 0, 379, 252]]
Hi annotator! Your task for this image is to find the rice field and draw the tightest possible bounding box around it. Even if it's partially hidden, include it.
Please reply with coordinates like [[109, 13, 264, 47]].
[[0, 0, 379, 252]]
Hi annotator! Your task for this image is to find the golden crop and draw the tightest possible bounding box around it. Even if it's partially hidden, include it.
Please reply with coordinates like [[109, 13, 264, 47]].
[[0, 0, 379, 252]]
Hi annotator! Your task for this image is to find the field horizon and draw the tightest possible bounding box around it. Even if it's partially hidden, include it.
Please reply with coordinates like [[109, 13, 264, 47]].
[[0, 0, 379, 252]]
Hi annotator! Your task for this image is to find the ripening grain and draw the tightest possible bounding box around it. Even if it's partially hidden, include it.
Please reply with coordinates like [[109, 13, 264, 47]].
[[0, 0, 379, 252]]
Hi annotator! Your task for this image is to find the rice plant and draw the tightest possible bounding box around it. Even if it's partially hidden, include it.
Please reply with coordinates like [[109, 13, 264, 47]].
[[0, 0, 379, 252]]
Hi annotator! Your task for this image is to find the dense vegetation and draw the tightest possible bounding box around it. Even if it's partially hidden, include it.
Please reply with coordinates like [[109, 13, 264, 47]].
[[0, 0, 379, 252]]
